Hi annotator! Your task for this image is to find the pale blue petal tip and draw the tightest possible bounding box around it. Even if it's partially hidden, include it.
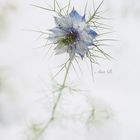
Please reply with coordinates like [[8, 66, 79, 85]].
[[80, 40, 92, 47], [82, 15, 85, 21], [70, 9, 83, 21], [88, 29, 97, 37], [54, 16, 58, 21], [76, 50, 84, 59]]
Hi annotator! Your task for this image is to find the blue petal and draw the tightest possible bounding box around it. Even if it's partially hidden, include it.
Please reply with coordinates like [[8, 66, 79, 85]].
[[54, 16, 61, 27], [49, 27, 66, 35], [82, 14, 86, 21], [75, 49, 84, 59], [81, 40, 93, 46], [70, 9, 85, 21], [67, 27, 77, 32], [88, 29, 97, 38]]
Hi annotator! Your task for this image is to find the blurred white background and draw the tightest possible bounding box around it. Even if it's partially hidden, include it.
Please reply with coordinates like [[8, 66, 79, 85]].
[[0, 0, 140, 140]]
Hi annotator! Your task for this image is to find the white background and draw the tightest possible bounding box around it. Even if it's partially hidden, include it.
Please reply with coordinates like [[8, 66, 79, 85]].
[[0, 0, 140, 139]]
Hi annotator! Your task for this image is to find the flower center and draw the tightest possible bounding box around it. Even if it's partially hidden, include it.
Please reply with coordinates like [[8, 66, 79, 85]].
[[62, 30, 78, 45]]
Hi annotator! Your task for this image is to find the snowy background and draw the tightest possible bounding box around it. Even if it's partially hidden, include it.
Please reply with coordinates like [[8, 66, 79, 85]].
[[0, 0, 140, 140]]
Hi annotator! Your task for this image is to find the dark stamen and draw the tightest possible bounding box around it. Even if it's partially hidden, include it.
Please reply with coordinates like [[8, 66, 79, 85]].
[[68, 31, 78, 41], [61, 29, 78, 45]]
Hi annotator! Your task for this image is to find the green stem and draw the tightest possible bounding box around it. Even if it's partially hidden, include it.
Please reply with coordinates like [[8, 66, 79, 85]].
[[35, 59, 72, 140], [50, 59, 72, 120]]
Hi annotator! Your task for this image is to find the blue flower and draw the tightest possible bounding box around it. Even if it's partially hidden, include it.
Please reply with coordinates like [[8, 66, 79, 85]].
[[48, 9, 97, 59]]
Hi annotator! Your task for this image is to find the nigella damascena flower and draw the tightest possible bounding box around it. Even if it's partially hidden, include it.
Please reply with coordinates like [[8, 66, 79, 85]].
[[48, 9, 97, 59]]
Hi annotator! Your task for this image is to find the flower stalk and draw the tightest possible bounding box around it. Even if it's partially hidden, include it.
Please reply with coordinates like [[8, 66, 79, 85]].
[[34, 59, 72, 140]]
